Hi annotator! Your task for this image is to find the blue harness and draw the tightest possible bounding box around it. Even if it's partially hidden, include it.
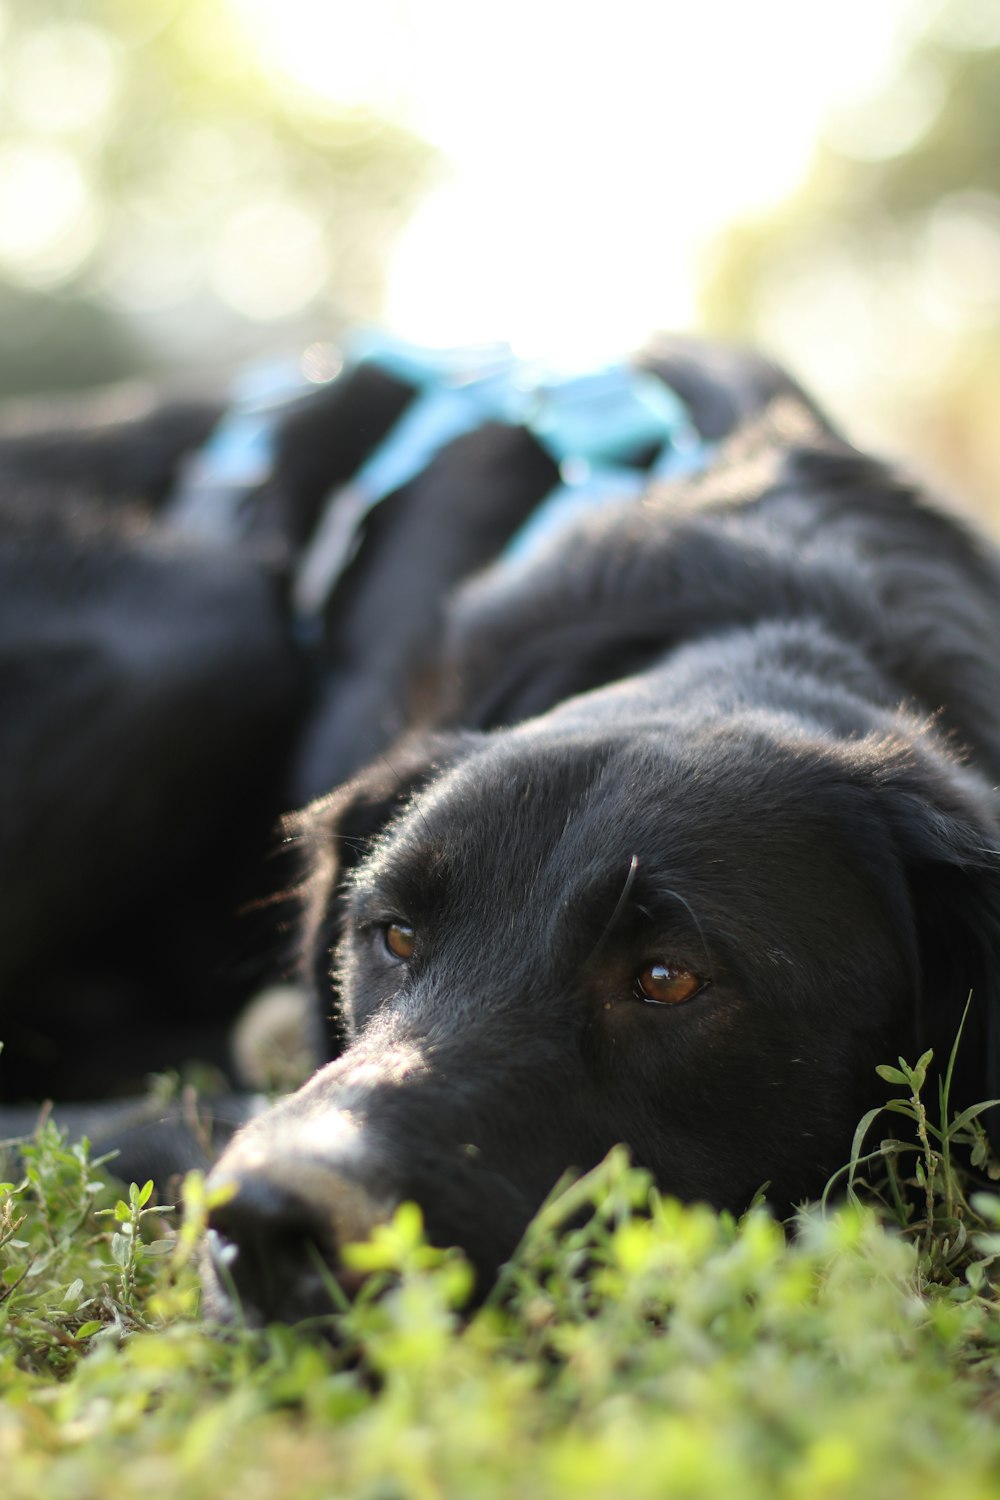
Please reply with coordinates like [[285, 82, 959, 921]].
[[165, 333, 710, 625]]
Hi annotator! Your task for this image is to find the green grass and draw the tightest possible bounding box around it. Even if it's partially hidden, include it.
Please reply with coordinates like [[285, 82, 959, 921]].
[[5, 1045, 1000, 1500]]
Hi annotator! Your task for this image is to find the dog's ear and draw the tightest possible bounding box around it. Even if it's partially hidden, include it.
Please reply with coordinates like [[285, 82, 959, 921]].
[[637, 334, 838, 443], [289, 730, 480, 1052], [870, 747, 1000, 1151]]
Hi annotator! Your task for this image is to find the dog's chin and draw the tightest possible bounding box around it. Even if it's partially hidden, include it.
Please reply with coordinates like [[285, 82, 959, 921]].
[[198, 1231, 352, 1334]]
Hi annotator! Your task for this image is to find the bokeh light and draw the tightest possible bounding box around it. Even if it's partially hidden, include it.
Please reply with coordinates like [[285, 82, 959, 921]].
[[211, 196, 329, 320], [0, 140, 99, 284], [8, 22, 119, 137]]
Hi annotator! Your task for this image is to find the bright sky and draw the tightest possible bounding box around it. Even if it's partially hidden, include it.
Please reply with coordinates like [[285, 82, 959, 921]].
[[233, 0, 916, 355]]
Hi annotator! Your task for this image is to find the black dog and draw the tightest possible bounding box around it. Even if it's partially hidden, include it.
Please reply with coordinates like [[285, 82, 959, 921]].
[[202, 358, 1000, 1325], [0, 336, 790, 1108]]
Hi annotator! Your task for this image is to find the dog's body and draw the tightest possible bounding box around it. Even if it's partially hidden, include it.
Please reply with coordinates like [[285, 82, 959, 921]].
[[4, 339, 1000, 1325], [203, 366, 1000, 1324]]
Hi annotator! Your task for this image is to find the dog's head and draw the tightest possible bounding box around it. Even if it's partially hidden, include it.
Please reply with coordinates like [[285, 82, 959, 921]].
[[203, 677, 1000, 1324]]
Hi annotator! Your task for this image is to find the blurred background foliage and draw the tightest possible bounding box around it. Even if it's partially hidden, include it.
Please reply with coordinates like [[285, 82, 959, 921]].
[[0, 0, 434, 395], [2, 0, 1000, 521], [701, 1, 1000, 517]]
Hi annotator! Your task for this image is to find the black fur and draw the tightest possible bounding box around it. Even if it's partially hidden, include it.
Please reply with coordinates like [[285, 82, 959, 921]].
[[204, 375, 1000, 1323], [0, 361, 556, 1096], [5, 341, 1000, 1327], [2, 340, 757, 1099]]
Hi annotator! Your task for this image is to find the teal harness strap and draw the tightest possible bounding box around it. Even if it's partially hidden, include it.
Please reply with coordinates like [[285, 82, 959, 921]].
[[498, 364, 705, 564], [293, 333, 710, 619], [164, 356, 327, 539], [291, 336, 522, 619], [164, 333, 711, 619]]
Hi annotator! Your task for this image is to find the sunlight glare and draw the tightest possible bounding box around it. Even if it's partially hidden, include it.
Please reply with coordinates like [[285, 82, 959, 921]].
[[231, 0, 418, 111], [230, 0, 914, 349]]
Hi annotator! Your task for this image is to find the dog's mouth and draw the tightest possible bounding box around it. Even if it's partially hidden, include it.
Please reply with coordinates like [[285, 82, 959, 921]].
[[200, 1149, 397, 1328], [202, 1225, 347, 1331]]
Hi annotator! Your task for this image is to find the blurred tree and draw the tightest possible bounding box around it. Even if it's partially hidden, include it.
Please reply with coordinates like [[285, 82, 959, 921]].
[[0, 0, 436, 395], [699, 2, 1000, 521]]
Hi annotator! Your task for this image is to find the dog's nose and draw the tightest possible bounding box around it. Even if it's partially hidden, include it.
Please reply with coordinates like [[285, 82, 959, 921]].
[[204, 1160, 390, 1324]]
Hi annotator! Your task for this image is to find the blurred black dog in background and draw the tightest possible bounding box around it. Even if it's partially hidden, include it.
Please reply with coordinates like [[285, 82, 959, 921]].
[[4, 338, 1000, 1324]]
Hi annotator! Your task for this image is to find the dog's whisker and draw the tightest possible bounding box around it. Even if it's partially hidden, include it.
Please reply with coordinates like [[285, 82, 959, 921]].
[[587, 854, 640, 962], [657, 885, 713, 967]]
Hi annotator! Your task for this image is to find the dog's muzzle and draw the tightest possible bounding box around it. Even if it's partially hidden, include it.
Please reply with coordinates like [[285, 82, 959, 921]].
[[199, 1038, 552, 1326], [201, 1097, 397, 1326]]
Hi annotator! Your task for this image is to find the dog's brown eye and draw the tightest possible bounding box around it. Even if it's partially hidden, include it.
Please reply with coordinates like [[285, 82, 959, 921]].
[[383, 922, 415, 962], [635, 963, 704, 1006]]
